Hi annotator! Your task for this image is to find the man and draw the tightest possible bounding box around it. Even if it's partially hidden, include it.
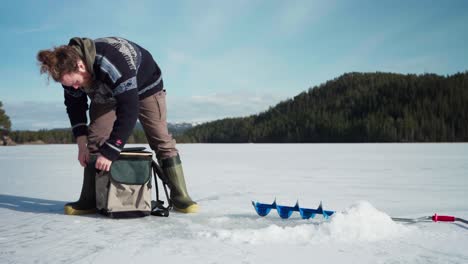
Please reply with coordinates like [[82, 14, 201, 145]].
[[37, 37, 198, 214]]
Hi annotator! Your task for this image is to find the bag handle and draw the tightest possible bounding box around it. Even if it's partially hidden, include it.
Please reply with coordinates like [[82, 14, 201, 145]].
[[150, 160, 172, 217], [122, 147, 147, 152]]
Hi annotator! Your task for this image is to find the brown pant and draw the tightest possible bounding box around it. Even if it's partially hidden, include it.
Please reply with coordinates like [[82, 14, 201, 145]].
[[87, 90, 178, 160]]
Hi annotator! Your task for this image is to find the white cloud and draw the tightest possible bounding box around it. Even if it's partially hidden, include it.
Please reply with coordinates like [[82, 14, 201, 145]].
[[3, 101, 70, 131], [167, 91, 285, 123], [3, 90, 285, 130], [163, 44, 309, 98], [382, 55, 444, 74]]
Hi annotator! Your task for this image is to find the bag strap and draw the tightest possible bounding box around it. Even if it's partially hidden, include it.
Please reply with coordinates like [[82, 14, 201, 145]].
[[150, 160, 172, 217]]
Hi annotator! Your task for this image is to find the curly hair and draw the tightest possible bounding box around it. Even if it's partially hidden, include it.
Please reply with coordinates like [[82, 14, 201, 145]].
[[37, 46, 80, 82]]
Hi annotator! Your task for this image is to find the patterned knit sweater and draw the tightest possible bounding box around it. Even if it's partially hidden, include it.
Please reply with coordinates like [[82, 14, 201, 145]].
[[63, 37, 164, 161]]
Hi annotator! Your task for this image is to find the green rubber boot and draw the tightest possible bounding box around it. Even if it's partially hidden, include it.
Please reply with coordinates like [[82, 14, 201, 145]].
[[64, 165, 97, 215], [160, 155, 199, 213]]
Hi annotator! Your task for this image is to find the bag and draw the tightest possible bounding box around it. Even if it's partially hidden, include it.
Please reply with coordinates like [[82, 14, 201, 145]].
[[95, 147, 171, 218]]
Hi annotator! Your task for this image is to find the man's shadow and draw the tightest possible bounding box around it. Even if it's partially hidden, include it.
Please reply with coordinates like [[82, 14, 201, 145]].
[[0, 194, 67, 215]]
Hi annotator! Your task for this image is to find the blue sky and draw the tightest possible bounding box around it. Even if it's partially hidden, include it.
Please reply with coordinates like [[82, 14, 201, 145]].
[[1, 0, 467, 130]]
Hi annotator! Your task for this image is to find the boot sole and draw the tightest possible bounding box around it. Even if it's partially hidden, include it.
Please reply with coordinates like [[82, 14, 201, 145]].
[[174, 204, 199, 213], [64, 205, 97, 215]]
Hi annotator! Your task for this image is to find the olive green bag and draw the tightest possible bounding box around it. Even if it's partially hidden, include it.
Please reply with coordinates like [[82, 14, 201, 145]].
[[95, 148, 170, 218]]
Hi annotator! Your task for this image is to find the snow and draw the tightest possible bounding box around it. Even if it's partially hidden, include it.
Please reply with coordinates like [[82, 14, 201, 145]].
[[1, 143, 467, 263]]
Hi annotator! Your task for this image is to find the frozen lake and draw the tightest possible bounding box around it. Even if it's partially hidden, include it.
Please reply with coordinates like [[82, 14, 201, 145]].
[[1, 143, 467, 263]]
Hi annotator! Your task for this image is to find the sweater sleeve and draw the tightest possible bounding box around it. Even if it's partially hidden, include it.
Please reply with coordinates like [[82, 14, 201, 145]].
[[63, 86, 89, 138], [98, 85, 139, 161], [97, 67, 139, 161], [93, 38, 145, 161]]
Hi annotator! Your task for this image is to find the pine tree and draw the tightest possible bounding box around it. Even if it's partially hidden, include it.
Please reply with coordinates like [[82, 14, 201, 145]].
[[0, 101, 12, 131]]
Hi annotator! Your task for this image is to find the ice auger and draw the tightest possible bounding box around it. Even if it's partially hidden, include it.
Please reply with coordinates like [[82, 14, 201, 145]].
[[252, 200, 335, 219], [252, 200, 468, 225]]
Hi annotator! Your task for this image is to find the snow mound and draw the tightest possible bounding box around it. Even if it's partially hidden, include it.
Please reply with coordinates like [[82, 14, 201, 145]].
[[200, 201, 409, 244], [320, 201, 409, 242]]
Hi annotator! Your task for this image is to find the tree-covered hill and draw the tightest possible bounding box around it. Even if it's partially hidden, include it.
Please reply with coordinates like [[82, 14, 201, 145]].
[[178, 72, 468, 143]]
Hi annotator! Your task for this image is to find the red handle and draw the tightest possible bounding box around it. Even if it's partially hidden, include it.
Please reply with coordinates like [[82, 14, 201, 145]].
[[432, 214, 455, 222]]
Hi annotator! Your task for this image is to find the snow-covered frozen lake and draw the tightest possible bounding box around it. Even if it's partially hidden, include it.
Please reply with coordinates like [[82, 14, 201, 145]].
[[1, 143, 467, 263]]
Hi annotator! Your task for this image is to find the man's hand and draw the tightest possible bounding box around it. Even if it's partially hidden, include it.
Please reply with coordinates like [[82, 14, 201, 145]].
[[78, 147, 89, 167], [76, 136, 89, 167], [96, 154, 112, 172]]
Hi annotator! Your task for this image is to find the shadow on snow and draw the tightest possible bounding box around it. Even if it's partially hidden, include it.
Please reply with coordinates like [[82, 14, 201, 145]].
[[0, 194, 66, 215]]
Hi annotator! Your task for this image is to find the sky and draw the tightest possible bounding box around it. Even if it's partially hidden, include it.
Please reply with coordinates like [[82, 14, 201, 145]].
[[1, 0, 467, 130]]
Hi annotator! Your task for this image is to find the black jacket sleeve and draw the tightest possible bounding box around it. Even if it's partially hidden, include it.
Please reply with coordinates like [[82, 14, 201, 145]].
[[63, 86, 89, 138], [98, 87, 139, 161], [97, 73, 139, 161], [92, 38, 145, 161]]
